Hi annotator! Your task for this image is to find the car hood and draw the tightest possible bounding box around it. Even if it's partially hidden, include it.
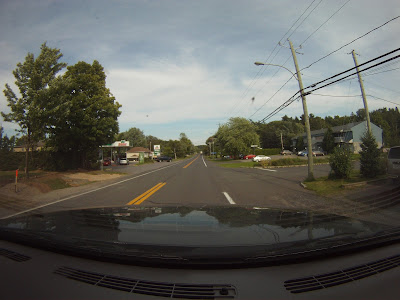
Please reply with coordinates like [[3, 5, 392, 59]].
[[0, 206, 398, 267]]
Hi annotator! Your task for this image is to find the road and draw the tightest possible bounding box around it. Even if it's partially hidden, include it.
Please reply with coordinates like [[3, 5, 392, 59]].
[[0, 154, 335, 219]]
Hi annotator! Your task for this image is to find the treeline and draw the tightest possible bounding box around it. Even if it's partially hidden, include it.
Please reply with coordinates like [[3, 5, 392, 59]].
[[116, 128, 195, 158], [254, 108, 400, 150], [206, 107, 399, 157], [1, 43, 121, 174]]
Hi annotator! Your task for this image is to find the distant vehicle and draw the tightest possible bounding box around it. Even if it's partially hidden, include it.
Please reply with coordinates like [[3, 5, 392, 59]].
[[280, 150, 292, 155], [297, 150, 307, 156], [387, 146, 400, 176], [238, 154, 245, 159], [119, 158, 129, 165], [244, 154, 256, 160], [223, 155, 231, 159], [156, 156, 173, 162], [103, 158, 111, 166], [252, 155, 271, 162], [313, 150, 325, 156]]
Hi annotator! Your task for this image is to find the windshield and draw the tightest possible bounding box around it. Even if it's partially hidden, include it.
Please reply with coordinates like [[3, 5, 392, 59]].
[[0, 0, 399, 268]]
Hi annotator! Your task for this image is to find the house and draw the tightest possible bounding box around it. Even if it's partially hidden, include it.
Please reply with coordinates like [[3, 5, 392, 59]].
[[13, 141, 46, 152], [292, 121, 383, 153], [127, 147, 152, 161]]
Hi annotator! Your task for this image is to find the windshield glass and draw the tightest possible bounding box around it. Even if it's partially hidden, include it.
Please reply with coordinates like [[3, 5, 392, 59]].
[[0, 0, 399, 267]]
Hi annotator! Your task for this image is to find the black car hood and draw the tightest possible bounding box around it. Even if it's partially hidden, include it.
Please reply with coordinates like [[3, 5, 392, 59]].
[[0, 206, 398, 267]]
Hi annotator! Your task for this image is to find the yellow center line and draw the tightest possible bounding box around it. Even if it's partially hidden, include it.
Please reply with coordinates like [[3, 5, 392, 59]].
[[126, 182, 165, 205], [183, 155, 200, 169]]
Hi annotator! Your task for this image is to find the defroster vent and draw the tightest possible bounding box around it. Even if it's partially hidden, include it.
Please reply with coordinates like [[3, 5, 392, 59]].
[[55, 266, 237, 299]]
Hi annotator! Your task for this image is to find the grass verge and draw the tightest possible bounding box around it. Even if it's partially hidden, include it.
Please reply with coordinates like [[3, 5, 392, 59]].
[[43, 178, 71, 190], [304, 170, 388, 196]]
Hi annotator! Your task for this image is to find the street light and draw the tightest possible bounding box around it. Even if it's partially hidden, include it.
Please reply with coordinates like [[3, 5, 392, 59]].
[[254, 53, 314, 181]]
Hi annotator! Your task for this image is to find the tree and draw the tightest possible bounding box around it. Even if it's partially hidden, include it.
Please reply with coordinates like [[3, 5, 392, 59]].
[[322, 127, 335, 154], [2, 43, 67, 177], [329, 146, 353, 179], [118, 127, 147, 148], [216, 117, 259, 157], [45, 60, 121, 168], [295, 136, 305, 152], [359, 131, 381, 178]]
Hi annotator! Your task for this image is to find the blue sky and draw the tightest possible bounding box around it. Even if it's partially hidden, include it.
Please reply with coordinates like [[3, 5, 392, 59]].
[[1, 0, 399, 145]]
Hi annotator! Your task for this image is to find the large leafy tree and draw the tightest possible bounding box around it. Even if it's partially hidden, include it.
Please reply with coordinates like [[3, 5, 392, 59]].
[[117, 127, 147, 148], [46, 60, 121, 168], [2, 43, 67, 177], [216, 117, 259, 157]]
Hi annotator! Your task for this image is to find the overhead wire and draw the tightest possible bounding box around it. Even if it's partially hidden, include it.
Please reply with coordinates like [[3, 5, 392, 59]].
[[259, 52, 400, 122], [301, 16, 400, 71], [367, 95, 400, 106], [304, 47, 400, 90], [299, 0, 351, 47], [226, 0, 320, 118]]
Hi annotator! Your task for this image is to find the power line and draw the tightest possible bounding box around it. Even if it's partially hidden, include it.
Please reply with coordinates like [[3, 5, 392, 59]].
[[307, 54, 400, 94], [310, 93, 360, 97], [248, 76, 295, 119], [367, 95, 400, 106], [304, 47, 400, 90], [300, 0, 351, 47], [301, 16, 400, 70], [258, 53, 400, 122], [225, 0, 320, 118], [286, 0, 324, 41]]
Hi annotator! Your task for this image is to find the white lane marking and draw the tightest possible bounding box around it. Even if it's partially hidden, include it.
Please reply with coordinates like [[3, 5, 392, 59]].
[[201, 155, 207, 167], [257, 168, 277, 172], [223, 192, 236, 205], [0, 161, 184, 220]]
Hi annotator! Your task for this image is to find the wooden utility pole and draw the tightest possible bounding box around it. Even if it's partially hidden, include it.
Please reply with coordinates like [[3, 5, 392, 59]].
[[351, 50, 372, 133], [288, 39, 314, 181]]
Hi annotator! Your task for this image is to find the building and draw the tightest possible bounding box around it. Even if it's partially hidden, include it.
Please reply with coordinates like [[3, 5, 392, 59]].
[[292, 121, 383, 153], [127, 147, 152, 161], [13, 141, 46, 152]]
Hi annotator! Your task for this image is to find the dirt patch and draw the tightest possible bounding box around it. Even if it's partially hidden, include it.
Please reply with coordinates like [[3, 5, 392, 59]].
[[62, 172, 122, 182]]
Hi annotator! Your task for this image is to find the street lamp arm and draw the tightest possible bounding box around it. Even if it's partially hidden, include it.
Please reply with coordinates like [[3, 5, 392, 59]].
[[254, 62, 298, 80]]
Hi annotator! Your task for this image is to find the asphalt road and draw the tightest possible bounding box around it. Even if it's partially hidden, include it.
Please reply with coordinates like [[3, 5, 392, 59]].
[[7, 154, 332, 216]]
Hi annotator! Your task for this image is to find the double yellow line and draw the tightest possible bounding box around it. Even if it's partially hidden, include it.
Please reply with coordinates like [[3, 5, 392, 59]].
[[126, 182, 166, 205], [183, 155, 200, 168]]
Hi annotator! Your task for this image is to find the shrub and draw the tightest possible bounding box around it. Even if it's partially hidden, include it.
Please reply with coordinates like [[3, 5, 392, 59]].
[[329, 146, 353, 179], [359, 131, 381, 178], [259, 159, 271, 168]]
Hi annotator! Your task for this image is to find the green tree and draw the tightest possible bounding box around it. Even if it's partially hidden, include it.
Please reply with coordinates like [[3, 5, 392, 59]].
[[46, 60, 121, 168], [322, 127, 335, 154], [329, 146, 353, 179], [216, 117, 259, 157], [2, 43, 67, 177], [118, 127, 147, 148], [359, 131, 380, 178], [295, 136, 305, 152]]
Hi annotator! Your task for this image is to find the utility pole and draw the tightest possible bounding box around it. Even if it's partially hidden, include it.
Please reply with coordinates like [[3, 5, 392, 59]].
[[351, 50, 372, 133], [288, 39, 314, 181], [280, 132, 284, 151]]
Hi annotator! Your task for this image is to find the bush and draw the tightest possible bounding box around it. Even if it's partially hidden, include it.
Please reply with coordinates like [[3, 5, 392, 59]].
[[259, 159, 271, 168], [254, 148, 281, 156], [359, 131, 381, 178], [329, 146, 353, 179]]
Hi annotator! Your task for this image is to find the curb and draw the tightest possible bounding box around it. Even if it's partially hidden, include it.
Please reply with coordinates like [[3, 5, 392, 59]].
[[260, 162, 330, 169]]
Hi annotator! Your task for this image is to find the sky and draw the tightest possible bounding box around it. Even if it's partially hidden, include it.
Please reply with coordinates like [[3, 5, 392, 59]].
[[1, 0, 399, 145]]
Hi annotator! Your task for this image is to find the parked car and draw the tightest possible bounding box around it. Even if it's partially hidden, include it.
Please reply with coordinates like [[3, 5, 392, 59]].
[[280, 150, 292, 155], [387, 146, 400, 176], [156, 156, 173, 162], [297, 150, 307, 156], [102, 158, 111, 166], [244, 154, 256, 160], [119, 158, 129, 165], [313, 150, 325, 156], [252, 155, 271, 162]]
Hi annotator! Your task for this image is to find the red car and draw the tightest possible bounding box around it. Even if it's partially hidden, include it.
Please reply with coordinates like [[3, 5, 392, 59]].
[[103, 159, 111, 166], [243, 154, 256, 160]]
